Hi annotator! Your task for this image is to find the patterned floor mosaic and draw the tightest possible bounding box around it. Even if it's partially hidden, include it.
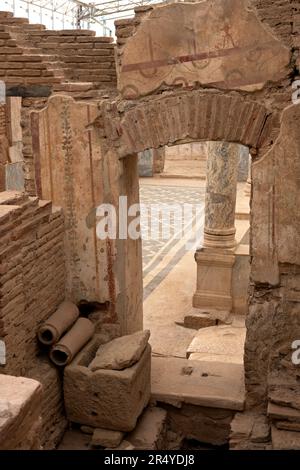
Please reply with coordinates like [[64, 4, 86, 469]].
[[139, 184, 205, 291]]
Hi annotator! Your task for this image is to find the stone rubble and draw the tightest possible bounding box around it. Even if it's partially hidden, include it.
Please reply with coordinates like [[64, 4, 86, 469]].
[[89, 330, 150, 371]]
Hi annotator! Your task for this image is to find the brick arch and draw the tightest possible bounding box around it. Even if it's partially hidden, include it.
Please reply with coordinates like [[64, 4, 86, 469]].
[[115, 90, 275, 158]]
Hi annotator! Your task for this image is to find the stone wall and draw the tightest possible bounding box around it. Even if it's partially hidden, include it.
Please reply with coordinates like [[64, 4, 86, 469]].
[[0, 191, 67, 448], [30, 94, 143, 336], [28, 30, 117, 88], [0, 18, 60, 88], [0, 10, 117, 91], [106, 0, 300, 447]]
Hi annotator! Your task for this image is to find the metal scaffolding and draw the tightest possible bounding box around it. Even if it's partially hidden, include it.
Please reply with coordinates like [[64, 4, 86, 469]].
[[2, 0, 165, 34]]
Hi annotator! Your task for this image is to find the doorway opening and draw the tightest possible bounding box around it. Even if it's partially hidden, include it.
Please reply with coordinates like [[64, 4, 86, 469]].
[[138, 141, 250, 364]]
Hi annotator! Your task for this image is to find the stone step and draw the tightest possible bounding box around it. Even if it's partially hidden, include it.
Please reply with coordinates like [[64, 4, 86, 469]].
[[23, 24, 46, 31], [0, 17, 29, 25], [151, 356, 245, 411]]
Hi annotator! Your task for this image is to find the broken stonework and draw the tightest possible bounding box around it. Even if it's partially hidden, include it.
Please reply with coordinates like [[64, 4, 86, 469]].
[[0, 375, 42, 450], [89, 329, 150, 371], [64, 336, 151, 431], [230, 412, 271, 450], [126, 407, 167, 450], [184, 308, 231, 330], [91, 428, 124, 448], [163, 403, 233, 446]]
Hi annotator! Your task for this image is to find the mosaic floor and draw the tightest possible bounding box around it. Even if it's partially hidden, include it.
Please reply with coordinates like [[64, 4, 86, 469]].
[[139, 183, 205, 295]]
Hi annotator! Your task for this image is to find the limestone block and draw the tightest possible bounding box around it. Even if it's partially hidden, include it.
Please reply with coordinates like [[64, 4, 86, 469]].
[[184, 310, 217, 330], [64, 336, 151, 431], [193, 248, 235, 312], [89, 329, 150, 371], [184, 307, 231, 330], [186, 325, 246, 359], [0, 375, 42, 450], [126, 407, 167, 450], [151, 357, 245, 411], [118, 0, 290, 99], [91, 428, 124, 448]]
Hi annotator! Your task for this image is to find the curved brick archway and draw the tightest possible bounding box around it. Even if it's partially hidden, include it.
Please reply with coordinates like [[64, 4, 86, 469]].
[[108, 91, 276, 158]]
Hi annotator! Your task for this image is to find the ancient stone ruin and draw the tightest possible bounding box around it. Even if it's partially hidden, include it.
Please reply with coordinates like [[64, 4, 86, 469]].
[[0, 0, 300, 452]]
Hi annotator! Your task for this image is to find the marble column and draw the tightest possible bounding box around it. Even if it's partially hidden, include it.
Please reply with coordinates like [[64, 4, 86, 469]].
[[203, 141, 239, 249], [193, 141, 239, 313]]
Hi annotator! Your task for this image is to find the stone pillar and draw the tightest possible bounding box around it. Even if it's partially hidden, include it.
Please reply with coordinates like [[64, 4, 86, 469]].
[[193, 142, 239, 313], [203, 141, 239, 249]]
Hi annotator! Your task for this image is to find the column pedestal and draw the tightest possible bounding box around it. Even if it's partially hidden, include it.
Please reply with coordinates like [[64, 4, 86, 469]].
[[193, 247, 236, 311]]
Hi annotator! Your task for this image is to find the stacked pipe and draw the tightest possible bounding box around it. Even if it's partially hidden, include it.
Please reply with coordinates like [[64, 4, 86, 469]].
[[37, 301, 95, 367]]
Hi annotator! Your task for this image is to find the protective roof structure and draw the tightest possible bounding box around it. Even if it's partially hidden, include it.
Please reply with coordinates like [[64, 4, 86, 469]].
[[2, 0, 165, 35]]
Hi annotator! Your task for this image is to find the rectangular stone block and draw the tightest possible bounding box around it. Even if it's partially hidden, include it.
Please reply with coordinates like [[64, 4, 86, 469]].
[[0, 375, 42, 450], [64, 336, 151, 432]]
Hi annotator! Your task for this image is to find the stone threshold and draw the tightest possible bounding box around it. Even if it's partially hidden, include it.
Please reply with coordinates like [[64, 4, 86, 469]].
[[151, 356, 245, 412]]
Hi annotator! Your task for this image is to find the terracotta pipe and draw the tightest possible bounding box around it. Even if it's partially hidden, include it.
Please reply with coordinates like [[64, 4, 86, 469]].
[[49, 318, 95, 367], [37, 301, 79, 346]]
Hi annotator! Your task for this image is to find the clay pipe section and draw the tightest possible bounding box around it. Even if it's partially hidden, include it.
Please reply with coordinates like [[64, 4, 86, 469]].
[[37, 301, 79, 346], [50, 318, 95, 367]]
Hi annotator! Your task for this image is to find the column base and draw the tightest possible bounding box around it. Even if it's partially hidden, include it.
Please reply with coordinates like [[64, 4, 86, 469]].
[[193, 247, 235, 312], [203, 228, 236, 249]]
